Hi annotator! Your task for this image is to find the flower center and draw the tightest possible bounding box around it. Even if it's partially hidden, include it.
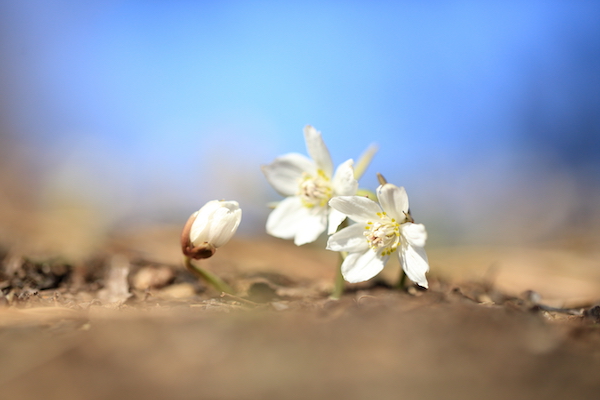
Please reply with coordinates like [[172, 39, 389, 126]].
[[297, 170, 333, 208], [364, 212, 400, 256]]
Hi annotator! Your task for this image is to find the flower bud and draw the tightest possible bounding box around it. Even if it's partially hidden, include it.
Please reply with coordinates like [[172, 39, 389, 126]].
[[181, 200, 242, 259]]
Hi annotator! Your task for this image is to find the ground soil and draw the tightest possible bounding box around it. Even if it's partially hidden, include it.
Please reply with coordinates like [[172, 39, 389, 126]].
[[1, 227, 600, 400]]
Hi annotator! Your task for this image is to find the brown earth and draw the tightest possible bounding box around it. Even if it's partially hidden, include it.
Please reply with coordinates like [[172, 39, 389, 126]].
[[1, 228, 600, 400]]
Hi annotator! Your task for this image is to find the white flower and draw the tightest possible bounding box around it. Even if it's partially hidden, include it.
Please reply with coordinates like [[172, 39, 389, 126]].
[[181, 200, 242, 259], [326, 183, 429, 287], [262, 126, 358, 245]]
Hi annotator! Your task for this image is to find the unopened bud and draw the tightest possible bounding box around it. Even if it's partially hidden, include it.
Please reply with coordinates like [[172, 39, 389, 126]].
[[181, 200, 242, 259]]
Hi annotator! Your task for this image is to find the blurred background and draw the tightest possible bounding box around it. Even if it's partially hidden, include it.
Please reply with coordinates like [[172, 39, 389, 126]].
[[1, 0, 599, 257]]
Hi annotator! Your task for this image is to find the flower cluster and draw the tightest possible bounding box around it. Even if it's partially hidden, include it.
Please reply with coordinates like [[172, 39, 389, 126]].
[[182, 125, 430, 296], [263, 126, 430, 288]]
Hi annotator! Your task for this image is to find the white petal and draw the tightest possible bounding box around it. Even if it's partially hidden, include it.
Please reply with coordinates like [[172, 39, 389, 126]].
[[293, 208, 328, 245], [266, 196, 308, 240], [341, 249, 389, 283], [190, 201, 224, 244], [209, 208, 242, 247], [353, 143, 378, 180], [189, 211, 207, 244], [329, 196, 381, 223], [401, 223, 427, 248], [190, 200, 241, 247], [400, 244, 429, 288], [262, 153, 315, 196], [377, 184, 409, 221], [332, 159, 358, 196], [304, 125, 334, 177], [326, 223, 370, 253], [266, 196, 326, 245], [327, 209, 347, 235]]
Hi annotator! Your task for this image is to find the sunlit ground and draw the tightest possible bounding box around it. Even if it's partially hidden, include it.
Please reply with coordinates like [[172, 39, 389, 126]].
[[1, 139, 600, 398]]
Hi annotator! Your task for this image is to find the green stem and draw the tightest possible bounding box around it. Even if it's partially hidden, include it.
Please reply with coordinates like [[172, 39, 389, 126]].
[[330, 251, 347, 300], [397, 268, 407, 291], [184, 256, 235, 295], [330, 217, 351, 300]]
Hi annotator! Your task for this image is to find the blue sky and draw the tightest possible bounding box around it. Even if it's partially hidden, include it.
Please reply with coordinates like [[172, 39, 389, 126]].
[[1, 0, 599, 244]]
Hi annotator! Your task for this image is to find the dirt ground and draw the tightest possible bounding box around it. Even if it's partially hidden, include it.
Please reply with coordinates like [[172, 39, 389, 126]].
[[1, 227, 600, 400]]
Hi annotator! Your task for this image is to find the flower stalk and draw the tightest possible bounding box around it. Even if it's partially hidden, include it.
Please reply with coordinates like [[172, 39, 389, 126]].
[[329, 218, 350, 299], [331, 252, 347, 300], [397, 268, 407, 290], [183, 256, 235, 294]]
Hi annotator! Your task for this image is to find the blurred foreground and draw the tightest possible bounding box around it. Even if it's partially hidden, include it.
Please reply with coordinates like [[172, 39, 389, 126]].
[[1, 292, 599, 400], [1, 224, 600, 399]]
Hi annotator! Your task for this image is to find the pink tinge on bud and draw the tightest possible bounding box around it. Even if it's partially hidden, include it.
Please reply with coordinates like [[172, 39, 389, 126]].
[[181, 212, 216, 259], [184, 242, 216, 260]]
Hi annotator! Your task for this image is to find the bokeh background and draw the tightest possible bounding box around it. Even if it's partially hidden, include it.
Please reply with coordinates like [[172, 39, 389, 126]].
[[1, 0, 599, 256]]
